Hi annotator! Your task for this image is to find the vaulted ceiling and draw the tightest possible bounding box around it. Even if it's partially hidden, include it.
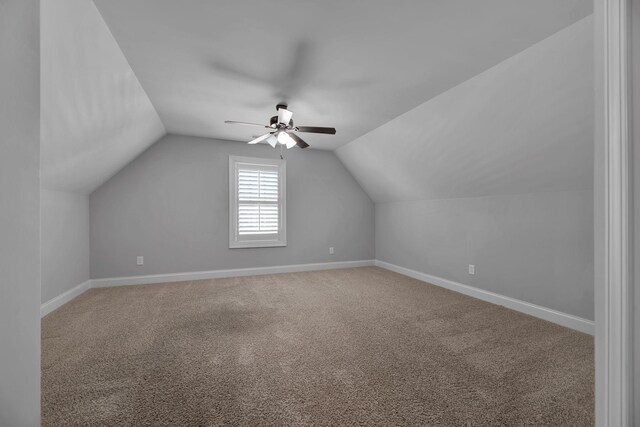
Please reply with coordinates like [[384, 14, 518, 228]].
[[337, 17, 594, 203], [41, 0, 165, 194], [93, 0, 591, 151], [41, 0, 593, 195]]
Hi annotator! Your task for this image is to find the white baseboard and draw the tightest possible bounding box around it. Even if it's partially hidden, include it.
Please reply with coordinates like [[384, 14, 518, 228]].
[[374, 260, 594, 335], [91, 260, 375, 288], [42, 260, 593, 336], [40, 280, 92, 318], [42, 261, 374, 315]]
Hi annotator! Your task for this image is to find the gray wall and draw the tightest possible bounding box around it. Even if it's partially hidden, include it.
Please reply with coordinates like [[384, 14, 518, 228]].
[[90, 134, 374, 278], [376, 190, 594, 320], [41, 189, 90, 303], [336, 17, 594, 320], [0, 0, 41, 425]]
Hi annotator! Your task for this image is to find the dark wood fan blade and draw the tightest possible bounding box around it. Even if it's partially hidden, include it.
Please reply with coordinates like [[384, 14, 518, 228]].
[[289, 133, 310, 149], [296, 126, 336, 135], [224, 120, 272, 128]]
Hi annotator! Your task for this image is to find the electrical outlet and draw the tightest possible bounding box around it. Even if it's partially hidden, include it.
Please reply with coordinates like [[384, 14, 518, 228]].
[[329, 247, 334, 255], [137, 256, 144, 266], [468, 264, 475, 275]]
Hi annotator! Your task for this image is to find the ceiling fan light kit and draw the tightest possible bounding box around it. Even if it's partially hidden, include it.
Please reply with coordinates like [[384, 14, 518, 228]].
[[225, 103, 336, 150], [276, 131, 297, 149]]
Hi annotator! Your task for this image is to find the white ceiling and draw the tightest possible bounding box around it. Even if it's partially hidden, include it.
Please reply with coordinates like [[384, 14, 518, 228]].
[[41, 0, 165, 194], [336, 17, 593, 203], [93, 0, 592, 151]]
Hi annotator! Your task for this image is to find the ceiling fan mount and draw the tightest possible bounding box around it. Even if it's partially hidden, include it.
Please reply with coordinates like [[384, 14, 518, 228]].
[[225, 103, 336, 149]]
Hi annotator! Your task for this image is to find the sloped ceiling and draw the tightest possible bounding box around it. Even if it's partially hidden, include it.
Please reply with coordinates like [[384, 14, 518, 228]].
[[93, 0, 591, 150], [41, 0, 165, 194], [41, 1, 593, 196], [336, 17, 593, 203]]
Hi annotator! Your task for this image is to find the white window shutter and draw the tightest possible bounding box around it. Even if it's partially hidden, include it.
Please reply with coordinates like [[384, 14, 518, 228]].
[[237, 168, 279, 235], [229, 156, 286, 248]]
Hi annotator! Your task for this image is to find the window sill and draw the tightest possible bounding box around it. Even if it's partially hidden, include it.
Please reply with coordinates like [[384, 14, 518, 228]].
[[229, 240, 287, 249]]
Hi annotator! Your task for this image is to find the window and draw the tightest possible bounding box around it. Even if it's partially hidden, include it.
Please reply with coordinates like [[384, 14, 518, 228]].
[[229, 156, 286, 248]]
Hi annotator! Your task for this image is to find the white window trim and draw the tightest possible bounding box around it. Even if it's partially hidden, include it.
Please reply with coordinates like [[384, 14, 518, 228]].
[[229, 155, 286, 249]]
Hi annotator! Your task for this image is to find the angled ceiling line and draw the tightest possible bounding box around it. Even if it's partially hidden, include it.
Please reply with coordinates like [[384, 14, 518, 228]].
[[91, 0, 168, 135]]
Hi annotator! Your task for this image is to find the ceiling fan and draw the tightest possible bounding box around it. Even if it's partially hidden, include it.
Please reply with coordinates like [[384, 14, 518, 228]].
[[224, 103, 336, 149]]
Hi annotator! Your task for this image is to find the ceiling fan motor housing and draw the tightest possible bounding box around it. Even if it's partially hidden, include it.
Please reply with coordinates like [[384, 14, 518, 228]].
[[270, 115, 293, 128]]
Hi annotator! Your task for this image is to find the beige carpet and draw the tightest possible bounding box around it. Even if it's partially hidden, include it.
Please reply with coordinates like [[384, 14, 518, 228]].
[[42, 267, 594, 426]]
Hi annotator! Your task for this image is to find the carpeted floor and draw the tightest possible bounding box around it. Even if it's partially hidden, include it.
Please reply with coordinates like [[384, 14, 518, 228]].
[[42, 267, 594, 426]]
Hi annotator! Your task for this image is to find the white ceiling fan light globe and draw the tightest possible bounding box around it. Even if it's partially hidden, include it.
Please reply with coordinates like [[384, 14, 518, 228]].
[[285, 137, 297, 149], [266, 134, 278, 148], [277, 132, 297, 149]]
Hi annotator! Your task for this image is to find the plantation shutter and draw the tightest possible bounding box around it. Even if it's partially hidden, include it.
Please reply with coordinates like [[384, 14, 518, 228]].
[[237, 166, 279, 235], [229, 156, 286, 248]]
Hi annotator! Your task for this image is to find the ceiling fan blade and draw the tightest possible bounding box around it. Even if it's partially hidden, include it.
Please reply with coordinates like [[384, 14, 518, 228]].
[[296, 126, 336, 135], [247, 133, 272, 145], [277, 108, 293, 124], [289, 133, 309, 149], [224, 120, 271, 128]]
